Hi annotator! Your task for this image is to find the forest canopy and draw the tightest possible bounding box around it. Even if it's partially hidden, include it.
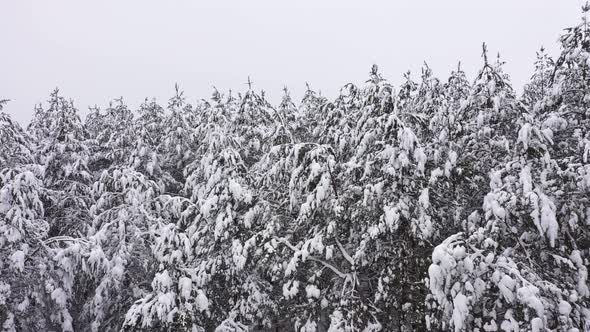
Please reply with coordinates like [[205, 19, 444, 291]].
[[1, 6, 590, 332]]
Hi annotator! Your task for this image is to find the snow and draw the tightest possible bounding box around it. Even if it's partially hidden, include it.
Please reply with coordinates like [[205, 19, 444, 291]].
[[452, 293, 469, 332], [51, 288, 68, 307], [500, 310, 519, 332], [228, 178, 252, 204], [419, 188, 430, 209], [538, 192, 558, 247], [483, 319, 497, 331], [9, 250, 25, 272], [399, 127, 417, 152], [215, 318, 248, 332], [300, 319, 317, 332], [559, 300, 572, 316], [383, 205, 400, 231], [429, 167, 444, 184], [0, 189, 10, 214], [328, 310, 345, 332], [282, 280, 299, 299], [483, 193, 506, 220], [571, 250, 590, 297], [2, 313, 15, 332], [498, 275, 516, 303], [195, 290, 209, 312], [178, 277, 192, 300], [517, 123, 531, 150], [200, 195, 219, 217], [315, 173, 331, 202], [305, 284, 321, 299], [414, 147, 427, 174], [428, 264, 444, 302], [452, 245, 466, 260], [570, 250, 583, 266], [285, 256, 299, 277], [231, 240, 247, 270], [543, 114, 567, 131], [156, 291, 175, 320], [242, 208, 255, 229], [326, 245, 334, 260], [584, 138, 590, 163], [153, 270, 173, 291], [17, 297, 29, 312], [516, 285, 544, 317], [530, 317, 543, 332], [540, 128, 553, 143], [0, 282, 11, 306], [520, 166, 533, 193]]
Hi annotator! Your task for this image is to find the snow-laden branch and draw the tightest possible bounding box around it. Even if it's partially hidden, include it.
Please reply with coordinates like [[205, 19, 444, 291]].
[[335, 237, 355, 267], [276, 237, 349, 279]]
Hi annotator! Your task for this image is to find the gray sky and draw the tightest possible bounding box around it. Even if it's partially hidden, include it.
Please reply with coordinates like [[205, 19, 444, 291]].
[[0, 1, 581, 124]]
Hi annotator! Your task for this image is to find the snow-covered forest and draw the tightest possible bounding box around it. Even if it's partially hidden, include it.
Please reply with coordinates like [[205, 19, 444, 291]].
[[2, 8, 590, 332]]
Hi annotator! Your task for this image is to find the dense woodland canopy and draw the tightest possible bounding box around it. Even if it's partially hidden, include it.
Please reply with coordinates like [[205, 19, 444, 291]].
[[2, 8, 590, 332]]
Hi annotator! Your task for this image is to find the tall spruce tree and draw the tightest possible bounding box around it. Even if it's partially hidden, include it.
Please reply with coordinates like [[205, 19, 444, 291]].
[[29, 89, 93, 238]]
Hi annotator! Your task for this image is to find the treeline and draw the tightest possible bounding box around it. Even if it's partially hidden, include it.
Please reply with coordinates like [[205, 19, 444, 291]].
[[1, 9, 590, 332]]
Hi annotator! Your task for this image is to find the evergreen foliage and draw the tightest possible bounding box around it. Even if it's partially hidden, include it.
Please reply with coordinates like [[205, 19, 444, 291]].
[[1, 9, 590, 332]]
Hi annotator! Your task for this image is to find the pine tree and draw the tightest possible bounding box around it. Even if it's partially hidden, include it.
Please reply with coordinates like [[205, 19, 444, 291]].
[[522, 47, 555, 111], [0, 100, 32, 168], [426, 13, 590, 329], [298, 83, 327, 142], [0, 166, 49, 331], [159, 85, 199, 187], [30, 89, 93, 238], [232, 79, 278, 166], [409, 63, 445, 138], [124, 88, 277, 331], [94, 98, 135, 170], [127, 98, 175, 190], [81, 167, 161, 331]]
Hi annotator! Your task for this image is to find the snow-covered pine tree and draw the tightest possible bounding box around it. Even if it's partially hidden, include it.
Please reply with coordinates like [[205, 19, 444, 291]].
[[313, 79, 361, 159], [273, 87, 298, 146], [396, 70, 418, 117], [92, 98, 135, 171], [297, 83, 327, 142], [158, 85, 199, 188], [0, 100, 32, 168], [422, 62, 471, 235], [83, 105, 108, 173], [27, 103, 53, 144], [426, 11, 590, 329], [0, 165, 49, 331], [454, 46, 525, 232], [30, 89, 93, 238], [232, 79, 277, 166], [127, 98, 175, 190], [84, 105, 102, 141], [80, 167, 162, 332], [124, 88, 277, 331], [264, 66, 435, 331], [406, 63, 445, 138], [136, 97, 166, 149], [522, 47, 555, 112], [335, 65, 432, 331]]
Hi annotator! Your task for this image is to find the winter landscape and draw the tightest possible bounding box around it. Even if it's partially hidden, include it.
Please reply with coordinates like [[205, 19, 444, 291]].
[[2, 2, 590, 332]]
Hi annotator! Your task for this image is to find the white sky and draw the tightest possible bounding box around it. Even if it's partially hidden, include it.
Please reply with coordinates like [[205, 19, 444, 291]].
[[0, 1, 582, 124]]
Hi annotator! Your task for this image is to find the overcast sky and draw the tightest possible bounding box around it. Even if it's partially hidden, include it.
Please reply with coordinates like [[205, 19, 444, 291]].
[[0, 1, 582, 124]]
